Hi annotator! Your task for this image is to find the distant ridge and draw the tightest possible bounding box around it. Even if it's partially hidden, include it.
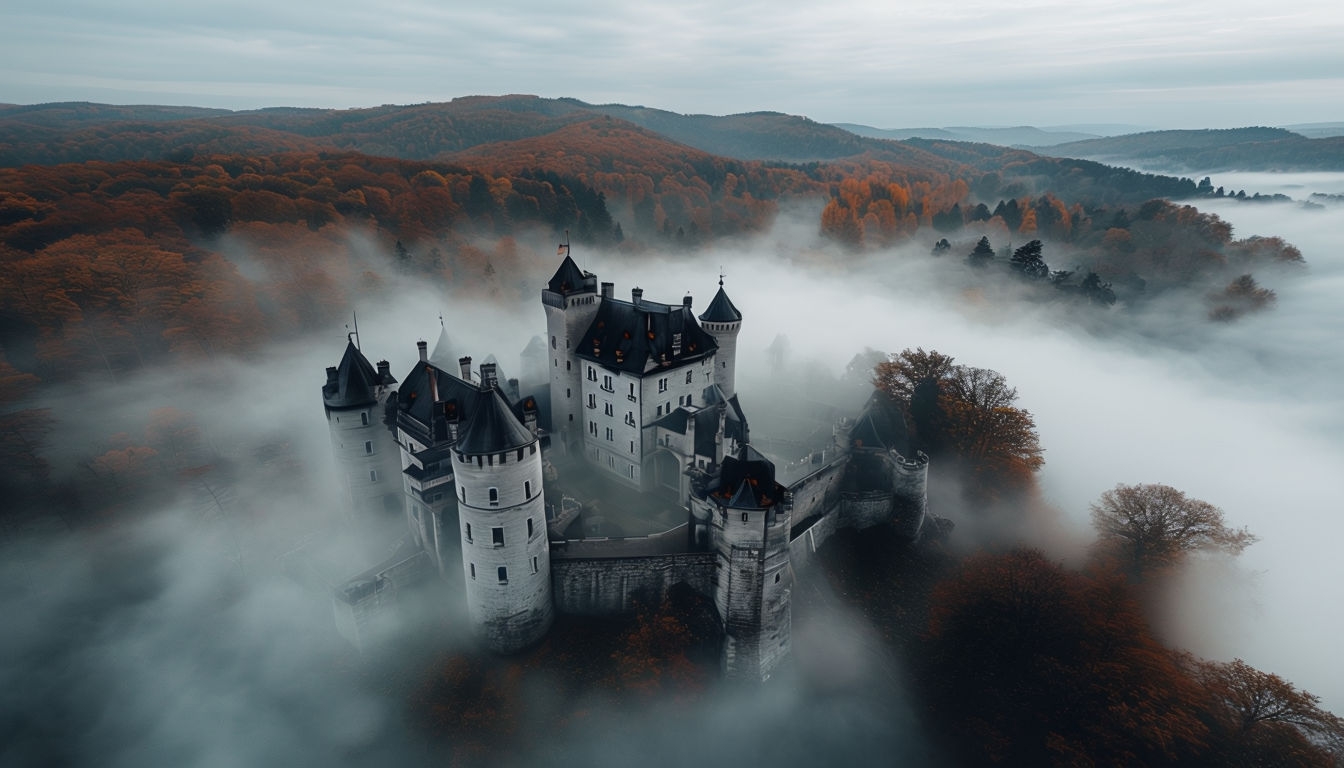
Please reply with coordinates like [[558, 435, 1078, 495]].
[[834, 123, 1100, 147], [1037, 127, 1344, 172]]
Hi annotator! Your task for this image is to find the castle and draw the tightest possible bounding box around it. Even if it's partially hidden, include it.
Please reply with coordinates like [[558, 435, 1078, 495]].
[[320, 247, 930, 680]]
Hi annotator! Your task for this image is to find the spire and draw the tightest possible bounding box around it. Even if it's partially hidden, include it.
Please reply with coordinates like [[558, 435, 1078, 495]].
[[429, 322, 457, 370], [699, 277, 742, 323], [322, 339, 380, 409]]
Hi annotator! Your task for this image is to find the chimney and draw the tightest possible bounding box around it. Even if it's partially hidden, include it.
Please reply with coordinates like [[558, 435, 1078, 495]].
[[481, 362, 498, 390], [325, 366, 338, 387], [715, 399, 728, 466], [443, 401, 459, 442], [507, 377, 521, 401], [458, 355, 472, 380], [376, 360, 390, 380], [682, 294, 692, 308], [601, 281, 614, 299], [417, 340, 428, 362], [427, 365, 439, 404], [522, 397, 539, 436], [632, 287, 643, 304]]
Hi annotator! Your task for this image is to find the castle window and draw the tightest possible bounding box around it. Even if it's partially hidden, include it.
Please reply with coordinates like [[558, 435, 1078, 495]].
[[517, 448, 524, 461], [470, 563, 476, 579], [530, 444, 536, 455], [775, 573, 781, 584], [498, 566, 508, 583], [566, 361, 571, 371], [628, 464, 636, 478], [605, 427, 613, 441], [656, 405, 662, 417], [589, 421, 597, 436], [369, 470, 378, 482], [587, 366, 597, 381], [489, 488, 499, 504], [364, 441, 373, 455], [487, 454, 493, 466], [361, 412, 369, 426], [551, 335, 556, 349], [460, 486, 466, 503], [492, 527, 504, 546], [531, 556, 538, 574], [629, 441, 635, 453], [465, 523, 472, 542], [742, 512, 749, 522], [587, 394, 596, 409], [527, 517, 534, 537], [566, 388, 571, 398], [658, 377, 667, 393], [629, 382, 636, 397], [685, 371, 693, 385], [608, 455, 615, 468], [604, 402, 614, 416], [525, 481, 532, 499], [625, 412, 635, 426], [602, 375, 613, 392]]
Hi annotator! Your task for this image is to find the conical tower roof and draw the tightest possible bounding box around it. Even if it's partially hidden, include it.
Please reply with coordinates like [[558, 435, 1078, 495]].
[[699, 279, 742, 323], [323, 339, 381, 409], [547, 254, 588, 295], [429, 323, 457, 369], [456, 387, 536, 455]]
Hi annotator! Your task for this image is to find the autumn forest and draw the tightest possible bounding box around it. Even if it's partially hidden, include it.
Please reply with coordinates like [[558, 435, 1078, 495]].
[[1, 96, 1338, 767]]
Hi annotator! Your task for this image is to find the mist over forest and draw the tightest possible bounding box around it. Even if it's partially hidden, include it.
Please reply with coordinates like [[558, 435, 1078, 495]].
[[2, 95, 1343, 765]]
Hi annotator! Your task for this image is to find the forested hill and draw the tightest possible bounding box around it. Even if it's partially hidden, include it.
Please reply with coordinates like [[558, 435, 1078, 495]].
[[1041, 127, 1344, 171]]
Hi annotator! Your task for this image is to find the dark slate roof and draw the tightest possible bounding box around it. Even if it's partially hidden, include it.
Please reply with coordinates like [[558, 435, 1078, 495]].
[[849, 390, 910, 453], [456, 388, 536, 455], [652, 388, 748, 459], [323, 340, 393, 409], [713, 445, 785, 509], [395, 361, 480, 429], [698, 283, 742, 323], [575, 297, 717, 374], [546, 254, 591, 295]]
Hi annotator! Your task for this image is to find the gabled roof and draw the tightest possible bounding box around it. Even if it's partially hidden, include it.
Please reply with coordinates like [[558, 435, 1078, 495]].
[[849, 390, 910, 453], [699, 282, 742, 323], [713, 445, 784, 509], [456, 388, 536, 455], [575, 296, 717, 374], [546, 254, 591, 295], [323, 340, 393, 409]]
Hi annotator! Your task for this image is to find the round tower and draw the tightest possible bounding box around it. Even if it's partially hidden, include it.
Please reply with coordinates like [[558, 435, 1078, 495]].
[[454, 383, 553, 652], [322, 338, 402, 531], [698, 277, 742, 398], [541, 247, 600, 452]]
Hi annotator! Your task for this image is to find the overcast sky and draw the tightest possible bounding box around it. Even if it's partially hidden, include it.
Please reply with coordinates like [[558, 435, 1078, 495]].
[[2, 0, 1341, 129]]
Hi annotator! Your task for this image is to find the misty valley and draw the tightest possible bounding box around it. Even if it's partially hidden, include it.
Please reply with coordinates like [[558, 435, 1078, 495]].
[[2, 99, 1343, 767]]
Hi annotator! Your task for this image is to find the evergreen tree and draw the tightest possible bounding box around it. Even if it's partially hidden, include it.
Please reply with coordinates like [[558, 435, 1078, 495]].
[[966, 236, 995, 268], [1009, 240, 1049, 280]]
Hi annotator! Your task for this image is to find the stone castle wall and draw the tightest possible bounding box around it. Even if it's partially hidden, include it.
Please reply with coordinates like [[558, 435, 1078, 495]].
[[551, 552, 714, 615]]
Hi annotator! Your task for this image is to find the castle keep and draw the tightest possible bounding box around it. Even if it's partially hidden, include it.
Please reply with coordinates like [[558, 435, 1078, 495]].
[[322, 248, 929, 680]]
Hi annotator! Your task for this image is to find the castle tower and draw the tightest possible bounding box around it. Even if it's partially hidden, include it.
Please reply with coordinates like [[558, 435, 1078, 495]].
[[699, 277, 742, 398], [321, 338, 402, 530], [703, 444, 792, 681], [541, 247, 600, 452], [454, 374, 553, 652]]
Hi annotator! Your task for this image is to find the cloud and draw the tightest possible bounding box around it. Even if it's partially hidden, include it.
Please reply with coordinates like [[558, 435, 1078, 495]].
[[2, 0, 1342, 127]]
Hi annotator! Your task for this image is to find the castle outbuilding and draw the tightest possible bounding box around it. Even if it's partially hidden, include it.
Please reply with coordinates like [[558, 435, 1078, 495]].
[[323, 248, 931, 678]]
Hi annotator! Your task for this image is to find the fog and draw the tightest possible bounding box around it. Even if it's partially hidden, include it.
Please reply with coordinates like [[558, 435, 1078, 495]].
[[4, 174, 1343, 763]]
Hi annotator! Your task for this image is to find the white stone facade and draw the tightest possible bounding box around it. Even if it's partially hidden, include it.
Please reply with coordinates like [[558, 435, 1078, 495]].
[[455, 437, 553, 652]]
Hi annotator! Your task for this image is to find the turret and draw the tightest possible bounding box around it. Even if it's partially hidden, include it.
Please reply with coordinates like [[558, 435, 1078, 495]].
[[454, 381, 553, 652], [698, 277, 742, 398], [321, 338, 402, 533], [541, 246, 600, 452], [704, 444, 792, 681]]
